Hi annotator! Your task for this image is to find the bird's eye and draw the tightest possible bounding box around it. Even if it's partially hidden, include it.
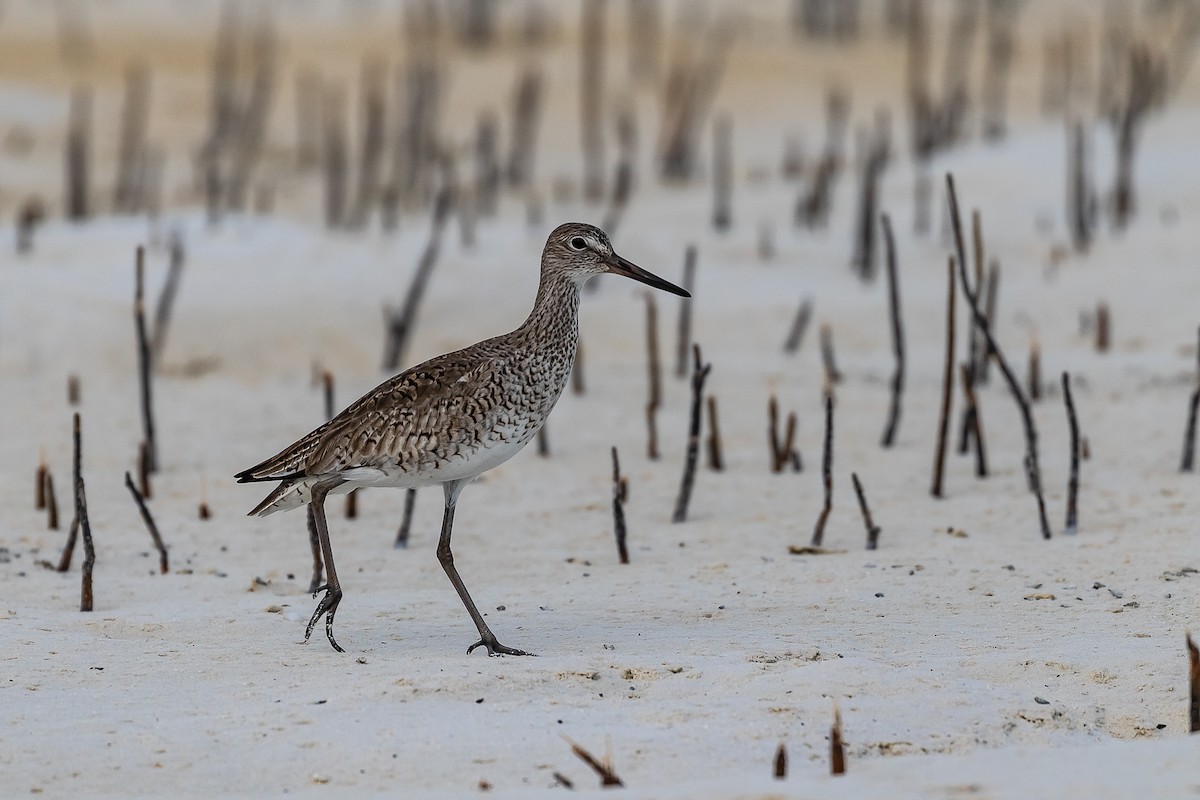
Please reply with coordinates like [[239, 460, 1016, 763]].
[[569, 236, 587, 251]]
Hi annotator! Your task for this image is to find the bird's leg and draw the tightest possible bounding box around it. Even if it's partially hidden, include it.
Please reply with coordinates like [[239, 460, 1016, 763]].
[[305, 478, 347, 652], [437, 481, 533, 657], [305, 504, 324, 593]]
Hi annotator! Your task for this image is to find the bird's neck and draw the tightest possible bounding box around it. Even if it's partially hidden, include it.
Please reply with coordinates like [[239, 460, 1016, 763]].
[[517, 271, 582, 350]]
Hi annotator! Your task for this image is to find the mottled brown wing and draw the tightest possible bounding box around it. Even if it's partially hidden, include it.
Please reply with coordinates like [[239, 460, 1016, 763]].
[[236, 345, 507, 482]]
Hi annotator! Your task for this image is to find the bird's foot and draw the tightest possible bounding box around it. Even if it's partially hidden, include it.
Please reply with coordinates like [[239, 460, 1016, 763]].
[[305, 584, 345, 653], [467, 631, 534, 657]]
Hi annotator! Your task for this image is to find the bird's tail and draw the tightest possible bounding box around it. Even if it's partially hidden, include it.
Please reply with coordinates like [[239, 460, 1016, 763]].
[[247, 479, 312, 517]]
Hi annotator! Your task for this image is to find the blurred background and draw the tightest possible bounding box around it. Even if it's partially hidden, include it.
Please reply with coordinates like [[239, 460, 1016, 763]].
[[1, 0, 1197, 236]]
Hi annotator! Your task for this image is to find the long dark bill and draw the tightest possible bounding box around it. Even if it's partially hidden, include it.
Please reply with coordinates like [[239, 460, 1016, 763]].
[[605, 252, 691, 297]]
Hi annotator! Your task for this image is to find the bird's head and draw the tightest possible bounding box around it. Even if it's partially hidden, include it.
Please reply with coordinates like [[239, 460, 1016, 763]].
[[542, 222, 690, 297]]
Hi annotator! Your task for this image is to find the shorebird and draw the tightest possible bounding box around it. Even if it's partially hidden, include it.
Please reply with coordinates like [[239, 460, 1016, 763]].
[[236, 222, 689, 656]]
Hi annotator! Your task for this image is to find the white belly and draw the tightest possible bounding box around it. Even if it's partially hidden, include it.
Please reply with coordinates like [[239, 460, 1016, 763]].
[[341, 434, 533, 490]]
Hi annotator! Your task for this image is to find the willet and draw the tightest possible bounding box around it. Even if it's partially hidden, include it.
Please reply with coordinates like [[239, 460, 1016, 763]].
[[236, 222, 690, 655]]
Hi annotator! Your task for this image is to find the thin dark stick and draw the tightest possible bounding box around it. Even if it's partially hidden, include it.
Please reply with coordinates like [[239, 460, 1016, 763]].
[[947, 173, 1051, 539], [394, 488, 417, 548], [150, 232, 185, 365], [65, 87, 91, 221], [16, 199, 45, 254], [674, 246, 697, 378], [73, 413, 94, 611], [611, 447, 629, 564], [959, 364, 988, 478], [672, 344, 712, 524], [198, 479, 211, 520], [322, 370, 335, 421], [565, 737, 623, 788], [851, 472, 880, 550], [134, 246, 157, 472], [1182, 333, 1200, 473], [506, 68, 543, 189], [769, 395, 781, 471], [931, 256, 956, 498], [645, 293, 662, 460], [811, 391, 834, 547], [571, 340, 586, 395], [45, 472, 59, 530], [306, 505, 324, 593], [382, 188, 452, 371], [1188, 632, 1200, 733], [880, 213, 905, 447], [113, 65, 150, 214], [1062, 372, 1081, 533], [781, 412, 799, 473], [830, 705, 846, 775], [773, 743, 787, 780], [36, 462, 47, 509], [783, 297, 813, 354], [138, 440, 151, 499], [537, 426, 550, 457], [344, 489, 358, 518], [966, 209, 984, 380], [1095, 302, 1110, 352], [56, 517, 79, 572], [322, 83, 347, 229], [705, 395, 724, 471], [124, 471, 168, 574], [712, 114, 732, 231], [979, 260, 1000, 385], [819, 323, 842, 385]]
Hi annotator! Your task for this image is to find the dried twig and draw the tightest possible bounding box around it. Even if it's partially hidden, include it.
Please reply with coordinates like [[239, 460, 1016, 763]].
[[705, 395, 724, 471], [124, 471, 168, 574], [65, 87, 91, 221], [564, 737, 623, 788], [150, 231, 186, 365], [931, 256, 956, 498], [134, 246, 157, 472], [959, 363, 988, 478], [672, 345, 712, 523], [830, 704, 846, 775], [1188, 632, 1200, 733], [611, 447, 629, 564], [880, 213, 904, 447], [45, 471, 59, 531], [773, 743, 787, 779], [36, 461, 47, 510], [819, 323, 843, 385], [783, 298, 813, 354], [645, 294, 662, 460], [712, 114, 733, 231], [1095, 302, 1110, 352], [674, 247, 697, 378], [382, 188, 453, 371], [811, 390, 835, 547], [1182, 327, 1200, 472], [852, 472, 880, 550], [138, 440, 152, 499], [1062, 372, 1081, 533], [394, 488, 418, 549], [948, 174, 1051, 539], [73, 413, 95, 611]]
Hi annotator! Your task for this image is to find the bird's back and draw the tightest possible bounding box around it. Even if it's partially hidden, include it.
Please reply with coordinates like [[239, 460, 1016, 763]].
[[236, 327, 575, 509]]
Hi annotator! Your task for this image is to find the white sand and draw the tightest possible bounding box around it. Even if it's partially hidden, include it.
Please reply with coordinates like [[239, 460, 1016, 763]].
[[1, 2, 1199, 797]]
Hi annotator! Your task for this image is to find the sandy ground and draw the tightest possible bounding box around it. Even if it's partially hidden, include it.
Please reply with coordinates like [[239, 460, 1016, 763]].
[[2, 1, 1200, 797]]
